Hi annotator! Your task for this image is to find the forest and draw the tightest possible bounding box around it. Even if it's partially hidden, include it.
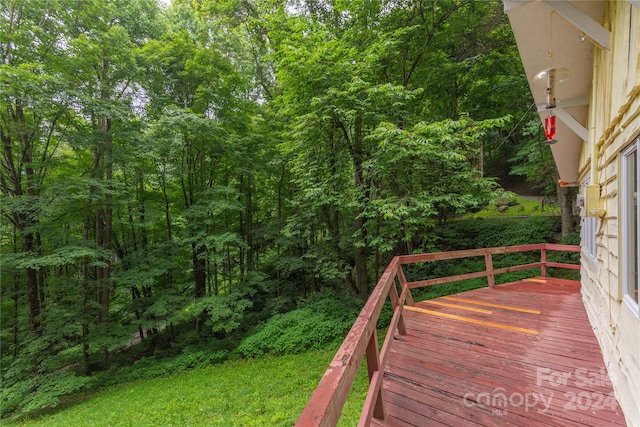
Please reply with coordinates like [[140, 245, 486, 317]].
[[1, 0, 576, 420]]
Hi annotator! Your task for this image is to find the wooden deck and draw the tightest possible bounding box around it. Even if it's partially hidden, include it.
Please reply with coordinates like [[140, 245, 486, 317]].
[[373, 277, 628, 426]]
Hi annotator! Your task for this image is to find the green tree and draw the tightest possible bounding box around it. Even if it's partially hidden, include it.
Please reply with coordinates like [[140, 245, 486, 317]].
[[1, 0, 75, 347], [139, 0, 265, 335], [262, 0, 515, 298], [1, 0, 166, 416], [510, 119, 577, 236]]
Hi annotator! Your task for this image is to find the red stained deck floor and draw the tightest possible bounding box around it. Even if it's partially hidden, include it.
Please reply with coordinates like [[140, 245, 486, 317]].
[[371, 277, 629, 426]]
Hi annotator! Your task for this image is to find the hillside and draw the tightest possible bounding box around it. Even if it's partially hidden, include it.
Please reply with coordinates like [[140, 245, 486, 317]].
[[9, 347, 368, 427]]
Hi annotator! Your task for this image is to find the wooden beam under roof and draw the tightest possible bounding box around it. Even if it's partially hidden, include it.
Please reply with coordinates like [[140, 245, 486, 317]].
[[541, 0, 611, 50]]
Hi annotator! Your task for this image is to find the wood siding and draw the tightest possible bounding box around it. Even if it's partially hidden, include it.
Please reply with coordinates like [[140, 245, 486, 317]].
[[579, 2, 640, 423]]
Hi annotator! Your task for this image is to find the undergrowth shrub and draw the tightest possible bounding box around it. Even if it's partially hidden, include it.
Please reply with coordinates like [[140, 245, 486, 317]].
[[236, 289, 361, 358], [437, 216, 560, 250], [547, 228, 581, 280], [1, 371, 93, 421], [111, 350, 229, 384]]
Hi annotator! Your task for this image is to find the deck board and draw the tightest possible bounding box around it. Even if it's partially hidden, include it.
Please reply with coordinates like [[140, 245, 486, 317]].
[[374, 277, 628, 426]]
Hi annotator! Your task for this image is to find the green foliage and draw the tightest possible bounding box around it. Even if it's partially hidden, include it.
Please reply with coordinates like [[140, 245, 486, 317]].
[[10, 346, 368, 427], [509, 119, 558, 196], [1, 371, 93, 421], [113, 350, 230, 383], [236, 290, 361, 357], [406, 216, 564, 299], [182, 292, 253, 334], [436, 216, 560, 250], [546, 228, 581, 280], [9, 246, 111, 271], [366, 114, 510, 227]]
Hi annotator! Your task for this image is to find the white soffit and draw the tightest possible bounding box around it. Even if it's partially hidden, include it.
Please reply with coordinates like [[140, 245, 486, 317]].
[[503, 0, 606, 186]]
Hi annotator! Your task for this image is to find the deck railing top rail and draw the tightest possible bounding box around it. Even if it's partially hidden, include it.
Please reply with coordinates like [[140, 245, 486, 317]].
[[295, 243, 581, 427]]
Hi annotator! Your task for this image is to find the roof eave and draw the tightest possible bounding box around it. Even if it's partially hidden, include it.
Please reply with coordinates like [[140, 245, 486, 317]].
[[504, 0, 607, 186]]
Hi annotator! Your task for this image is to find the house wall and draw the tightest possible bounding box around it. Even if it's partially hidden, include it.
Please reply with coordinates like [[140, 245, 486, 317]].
[[580, 2, 640, 424]]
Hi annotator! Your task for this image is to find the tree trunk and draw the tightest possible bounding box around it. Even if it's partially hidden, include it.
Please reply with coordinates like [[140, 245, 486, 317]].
[[95, 186, 107, 325], [556, 184, 576, 237], [354, 215, 369, 300], [23, 232, 41, 335], [92, 83, 113, 368], [91, 112, 112, 339], [138, 171, 148, 252], [226, 242, 232, 293], [2, 104, 42, 336], [351, 115, 369, 299], [213, 258, 219, 296], [193, 243, 207, 298], [245, 174, 253, 273], [131, 286, 145, 341], [81, 215, 91, 375], [160, 163, 174, 285], [103, 125, 113, 321], [12, 226, 20, 358]]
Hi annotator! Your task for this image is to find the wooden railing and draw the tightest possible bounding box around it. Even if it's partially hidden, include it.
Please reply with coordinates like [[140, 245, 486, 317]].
[[295, 243, 581, 427]]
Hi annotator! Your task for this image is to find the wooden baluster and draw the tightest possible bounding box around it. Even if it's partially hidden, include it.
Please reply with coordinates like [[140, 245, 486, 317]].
[[365, 330, 386, 420], [485, 252, 495, 288], [389, 278, 407, 335], [397, 266, 415, 306]]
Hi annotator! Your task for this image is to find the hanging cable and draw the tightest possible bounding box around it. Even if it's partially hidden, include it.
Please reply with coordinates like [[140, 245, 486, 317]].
[[495, 102, 536, 151]]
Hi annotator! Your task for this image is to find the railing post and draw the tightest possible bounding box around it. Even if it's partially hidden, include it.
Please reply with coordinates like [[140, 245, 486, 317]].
[[485, 252, 495, 288], [396, 266, 415, 306], [389, 280, 407, 336], [365, 330, 386, 420], [541, 248, 547, 277]]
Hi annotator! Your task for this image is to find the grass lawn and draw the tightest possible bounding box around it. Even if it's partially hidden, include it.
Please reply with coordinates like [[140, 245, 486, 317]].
[[11, 346, 368, 427], [466, 196, 559, 219]]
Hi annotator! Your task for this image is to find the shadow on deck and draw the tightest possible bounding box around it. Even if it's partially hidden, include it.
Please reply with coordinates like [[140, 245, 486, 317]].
[[375, 277, 627, 426], [296, 244, 629, 427]]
